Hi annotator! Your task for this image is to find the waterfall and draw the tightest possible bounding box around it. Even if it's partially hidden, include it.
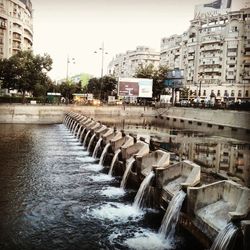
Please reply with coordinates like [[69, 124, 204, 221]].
[[73, 123, 79, 136], [87, 134, 96, 152], [133, 171, 155, 209], [76, 125, 83, 139], [210, 223, 238, 250], [79, 128, 86, 143], [158, 190, 186, 241], [83, 130, 91, 147], [93, 138, 103, 158], [108, 149, 121, 176], [99, 143, 110, 165], [120, 157, 135, 189]]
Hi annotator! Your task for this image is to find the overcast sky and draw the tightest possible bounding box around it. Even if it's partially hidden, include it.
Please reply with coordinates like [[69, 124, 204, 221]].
[[31, 0, 244, 80]]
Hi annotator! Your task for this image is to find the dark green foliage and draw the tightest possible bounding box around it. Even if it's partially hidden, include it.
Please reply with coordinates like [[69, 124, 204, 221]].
[[0, 50, 53, 102], [134, 64, 169, 99]]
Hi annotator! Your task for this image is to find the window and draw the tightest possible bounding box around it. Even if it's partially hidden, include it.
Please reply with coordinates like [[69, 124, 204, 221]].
[[231, 90, 235, 97], [238, 90, 242, 97], [203, 90, 206, 96], [246, 90, 249, 97], [217, 90, 221, 96]]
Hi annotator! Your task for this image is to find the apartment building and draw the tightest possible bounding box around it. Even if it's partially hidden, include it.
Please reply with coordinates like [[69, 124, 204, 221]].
[[108, 46, 160, 78], [0, 0, 33, 59], [160, 6, 250, 101]]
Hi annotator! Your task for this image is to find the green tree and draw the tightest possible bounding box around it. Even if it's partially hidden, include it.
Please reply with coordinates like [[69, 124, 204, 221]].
[[134, 63, 169, 99], [86, 77, 101, 98], [0, 50, 52, 103], [59, 80, 78, 103], [100, 76, 117, 101]]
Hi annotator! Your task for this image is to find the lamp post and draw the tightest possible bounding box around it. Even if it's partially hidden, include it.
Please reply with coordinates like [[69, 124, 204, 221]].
[[94, 42, 108, 78], [66, 56, 75, 81]]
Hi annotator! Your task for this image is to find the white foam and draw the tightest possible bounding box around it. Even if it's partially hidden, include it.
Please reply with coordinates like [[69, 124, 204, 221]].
[[89, 173, 114, 182], [77, 156, 97, 163], [90, 202, 144, 223], [101, 187, 125, 198], [124, 229, 172, 250], [82, 164, 103, 172]]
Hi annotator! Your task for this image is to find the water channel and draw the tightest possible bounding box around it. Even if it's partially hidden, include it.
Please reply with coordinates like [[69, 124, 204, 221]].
[[0, 123, 204, 250]]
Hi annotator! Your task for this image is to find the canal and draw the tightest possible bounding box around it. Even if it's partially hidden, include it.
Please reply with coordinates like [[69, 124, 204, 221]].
[[0, 123, 203, 250]]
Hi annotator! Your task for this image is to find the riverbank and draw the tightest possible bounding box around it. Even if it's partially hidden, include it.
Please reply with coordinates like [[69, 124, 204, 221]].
[[0, 104, 249, 132]]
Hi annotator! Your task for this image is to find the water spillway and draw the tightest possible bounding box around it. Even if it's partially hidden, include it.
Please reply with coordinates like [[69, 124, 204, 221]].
[[63, 112, 250, 250], [210, 222, 238, 250], [1, 111, 246, 249], [159, 190, 186, 241], [133, 171, 155, 209]]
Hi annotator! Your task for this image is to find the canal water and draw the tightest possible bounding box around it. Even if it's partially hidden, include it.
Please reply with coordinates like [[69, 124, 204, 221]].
[[0, 124, 202, 250]]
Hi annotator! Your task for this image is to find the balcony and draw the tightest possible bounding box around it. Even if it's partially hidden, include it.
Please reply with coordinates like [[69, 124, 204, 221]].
[[243, 59, 250, 65], [227, 59, 237, 64], [0, 21, 6, 29], [245, 42, 250, 48], [200, 45, 221, 51], [227, 52, 237, 57], [227, 43, 238, 49], [188, 55, 194, 60], [13, 34, 21, 42], [201, 59, 221, 65], [227, 32, 239, 39], [226, 74, 236, 80], [201, 36, 222, 44]]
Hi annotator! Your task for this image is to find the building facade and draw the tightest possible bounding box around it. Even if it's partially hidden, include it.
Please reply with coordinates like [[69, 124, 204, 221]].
[[0, 0, 33, 59], [160, 6, 250, 102], [108, 46, 160, 78]]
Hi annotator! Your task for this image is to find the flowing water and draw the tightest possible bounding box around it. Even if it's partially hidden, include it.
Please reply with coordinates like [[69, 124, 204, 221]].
[[133, 171, 155, 209], [87, 134, 96, 152], [83, 130, 91, 148], [159, 191, 186, 241], [92, 138, 102, 158], [210, 222, 238, 250], [0, 124, 202, 250], [120, 157, 135, 189], [99, 142, 110, 165], [108, 149, 121, 176]]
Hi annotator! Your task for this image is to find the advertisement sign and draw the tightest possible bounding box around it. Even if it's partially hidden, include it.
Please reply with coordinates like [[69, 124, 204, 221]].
[[164, 68, 184, 88], [194, 0, 232, 19], [118, 78, 153, 98]]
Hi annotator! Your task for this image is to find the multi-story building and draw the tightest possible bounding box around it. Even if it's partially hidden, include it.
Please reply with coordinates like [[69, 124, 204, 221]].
[[160, 5, 250, 102], [0, 0, 33, 59], [108, 46, 160, 78]]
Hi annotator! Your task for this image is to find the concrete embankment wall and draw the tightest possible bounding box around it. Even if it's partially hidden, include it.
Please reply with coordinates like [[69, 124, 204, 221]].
[[0, 105, 65, 124], [0, 105, 249, 131]]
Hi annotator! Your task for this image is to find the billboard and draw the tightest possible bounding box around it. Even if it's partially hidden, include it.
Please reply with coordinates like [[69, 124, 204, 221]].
[[194, 0, 232, 19], [118, 78, 153, 98], [164, 68, 184, 88]]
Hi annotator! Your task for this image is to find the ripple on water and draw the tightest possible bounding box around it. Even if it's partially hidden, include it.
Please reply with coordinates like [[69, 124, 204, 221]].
[[80, 163, 103, 172], [88, 173, 114, 182], [87, 202, 144, 223], [100, 186, 125, 198], [77, 156, 97, 163], [124, 229, 173, 250]]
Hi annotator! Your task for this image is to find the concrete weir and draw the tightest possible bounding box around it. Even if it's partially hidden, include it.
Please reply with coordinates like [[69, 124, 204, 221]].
[[64, 111, 250, 250]]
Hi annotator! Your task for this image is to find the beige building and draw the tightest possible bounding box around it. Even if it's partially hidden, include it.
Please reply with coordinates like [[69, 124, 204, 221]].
[[160, 6, 250, 102], [108, 46, 160, 78], [0, 0, 33, 59]]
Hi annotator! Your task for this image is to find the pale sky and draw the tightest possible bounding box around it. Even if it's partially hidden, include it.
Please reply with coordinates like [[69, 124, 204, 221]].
[[31, 0, 244, 80]]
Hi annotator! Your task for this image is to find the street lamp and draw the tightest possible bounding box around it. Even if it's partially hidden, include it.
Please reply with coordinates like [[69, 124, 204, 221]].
[[66, 56, 75, 81], [94, 42, 108, 78]]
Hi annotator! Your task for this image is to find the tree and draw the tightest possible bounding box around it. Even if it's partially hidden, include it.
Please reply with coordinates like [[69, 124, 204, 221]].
[[86, 77, 101, 98], [85, 76, 117, 101], [59, 80, 77, 103], [134, 63, 169, 100], [0, 50, 53, 103], [100, 76, 117, 101]]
